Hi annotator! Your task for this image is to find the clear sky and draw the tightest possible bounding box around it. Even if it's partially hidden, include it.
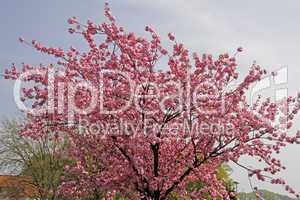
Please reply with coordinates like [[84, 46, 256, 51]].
[[1, 0, 300, 196]]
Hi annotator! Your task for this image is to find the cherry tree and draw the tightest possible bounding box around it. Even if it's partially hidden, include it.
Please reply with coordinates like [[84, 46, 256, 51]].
[[5, 3, 300, 200]]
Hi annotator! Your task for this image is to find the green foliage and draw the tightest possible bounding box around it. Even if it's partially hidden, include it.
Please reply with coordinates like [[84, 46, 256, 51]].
[[0, 119, 71, 200], [21, 144, 72, 200], [238, 189, 297, 200], [168, 164, 237, 200]]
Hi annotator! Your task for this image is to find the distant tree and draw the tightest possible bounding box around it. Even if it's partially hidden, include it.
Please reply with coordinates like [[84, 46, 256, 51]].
[[237, 189, 296, 200], [0, 119, 71, 200]]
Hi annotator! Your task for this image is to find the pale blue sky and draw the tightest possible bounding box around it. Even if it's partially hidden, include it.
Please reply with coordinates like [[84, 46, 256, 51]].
[[1, 0, 300, 195]]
